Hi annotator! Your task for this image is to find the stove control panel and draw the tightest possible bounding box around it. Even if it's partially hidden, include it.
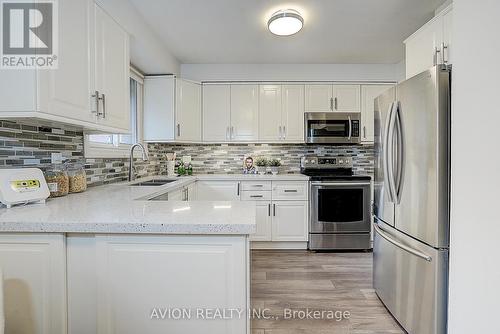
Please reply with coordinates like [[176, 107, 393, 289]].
[[300, 155, 352, 169]]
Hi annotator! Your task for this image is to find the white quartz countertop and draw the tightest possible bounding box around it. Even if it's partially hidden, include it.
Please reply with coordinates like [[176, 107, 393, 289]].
[[0, 173, 309, 235]]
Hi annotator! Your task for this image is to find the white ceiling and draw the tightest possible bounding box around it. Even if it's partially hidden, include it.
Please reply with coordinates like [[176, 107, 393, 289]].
[[129, 0, 446, 64]]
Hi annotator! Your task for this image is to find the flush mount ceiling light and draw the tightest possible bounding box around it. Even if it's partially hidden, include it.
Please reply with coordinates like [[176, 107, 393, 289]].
[[267, 9, 304, 36]]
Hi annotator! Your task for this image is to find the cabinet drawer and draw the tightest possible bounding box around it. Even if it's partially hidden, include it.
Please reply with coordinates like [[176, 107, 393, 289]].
[[272, 181, 308, 200], [240, 181, 272, 191], [241, 191, 272, 201]]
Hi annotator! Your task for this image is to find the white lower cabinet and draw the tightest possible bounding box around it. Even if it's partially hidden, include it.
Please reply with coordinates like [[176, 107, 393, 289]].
[[250, 202, 273, 241], [196, 181, 241, 201], [244, 180, 309, 245], [272, 201, 308, 242], [0, 234, 67, 334]]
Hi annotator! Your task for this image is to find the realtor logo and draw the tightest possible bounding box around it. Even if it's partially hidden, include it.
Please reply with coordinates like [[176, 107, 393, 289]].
[[1, 0, 58, 69]]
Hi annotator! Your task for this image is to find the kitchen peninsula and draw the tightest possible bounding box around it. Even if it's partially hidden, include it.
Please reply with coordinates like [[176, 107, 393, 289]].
[[0, 176, 257, 334]]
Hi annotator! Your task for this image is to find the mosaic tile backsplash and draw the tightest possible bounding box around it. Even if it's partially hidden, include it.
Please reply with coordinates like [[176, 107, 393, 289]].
[[0, 119, 374, 187], [158, 143, 374, 175]]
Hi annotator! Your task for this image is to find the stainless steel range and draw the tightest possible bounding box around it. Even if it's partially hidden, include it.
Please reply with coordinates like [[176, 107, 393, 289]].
[[301, 155, 371, 250]]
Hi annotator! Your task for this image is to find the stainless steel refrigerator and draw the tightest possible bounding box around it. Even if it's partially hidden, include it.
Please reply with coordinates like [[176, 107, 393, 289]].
[[373, 65, 450, 334]]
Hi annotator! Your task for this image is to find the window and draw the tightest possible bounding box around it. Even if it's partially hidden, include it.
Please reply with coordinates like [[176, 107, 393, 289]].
[[84, 68, 144, 158]]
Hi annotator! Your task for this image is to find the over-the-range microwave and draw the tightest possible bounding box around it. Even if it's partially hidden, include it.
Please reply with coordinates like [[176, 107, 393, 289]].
[[304, 112, 361, 144]]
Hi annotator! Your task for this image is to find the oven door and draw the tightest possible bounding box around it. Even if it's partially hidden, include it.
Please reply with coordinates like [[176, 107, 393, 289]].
[[310, 181, 371, 233], [305, 112, 360, 144]]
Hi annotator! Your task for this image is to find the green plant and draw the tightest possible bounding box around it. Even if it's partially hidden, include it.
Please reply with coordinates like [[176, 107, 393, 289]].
[[269, 159, 282, 167], [255, 157, 268, 167]]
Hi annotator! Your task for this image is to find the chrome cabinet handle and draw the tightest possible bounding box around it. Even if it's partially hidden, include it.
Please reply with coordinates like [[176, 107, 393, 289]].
[[273, 204, 276, 216], [279, 125, 282, 139], [230, 126, 234, 139], [268, 203, 271, 216], [101, 93, 106, 118], [441, 42, 449, 65], [283, 125, 286, 139], [433, 47, 441, 65], [177, 124, 181, 137], [374, 223, 432, 262], [250, 195, 263, 198], [330, 97, 333, 111], [91, 90, 100, 116], [334, 97, 338, 110], [348, 116, 352, 140], [251, 185, 264, 187], [237, 182, 240, 196], [283, 189, 297, 193], [226, 126, 229, 140], [363, 126, 366, 139]]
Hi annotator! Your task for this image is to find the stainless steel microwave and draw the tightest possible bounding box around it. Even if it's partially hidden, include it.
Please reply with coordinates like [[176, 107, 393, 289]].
[[304, 112, 361, 144]]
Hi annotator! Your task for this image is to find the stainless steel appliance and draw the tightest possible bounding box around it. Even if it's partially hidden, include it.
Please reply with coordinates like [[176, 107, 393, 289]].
[[301, 155, 371, 250], [304, 112, 361, 144], [373, 65, 450, 334]]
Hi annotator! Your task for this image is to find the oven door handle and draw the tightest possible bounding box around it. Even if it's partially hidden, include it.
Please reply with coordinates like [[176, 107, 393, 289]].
[[311, 182, 371, 187]]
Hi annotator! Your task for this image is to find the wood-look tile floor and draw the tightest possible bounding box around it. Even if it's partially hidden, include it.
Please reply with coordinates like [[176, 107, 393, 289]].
[[250, 250, 405, 334]]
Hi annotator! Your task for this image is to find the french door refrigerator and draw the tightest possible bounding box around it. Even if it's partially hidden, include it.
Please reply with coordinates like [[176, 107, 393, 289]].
[[373, 65, 450, 334]]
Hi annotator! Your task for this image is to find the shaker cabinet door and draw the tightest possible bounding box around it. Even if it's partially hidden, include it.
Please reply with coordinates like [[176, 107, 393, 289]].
[[230, 85, 259, 141], [203, 84, 231, 141], [282, 84, 305, 142], [250, 202, 273, 241], [94, 3, 130, 131], [305, 84, 332, 112], [259, 85, 282, 141], [272, 201, 308, 242], [333, 85, 360, 112]]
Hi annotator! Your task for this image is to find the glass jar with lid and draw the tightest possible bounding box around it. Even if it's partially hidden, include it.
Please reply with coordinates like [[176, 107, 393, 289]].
[[44, 165, 69, 197], [66, 163, 87, 193]]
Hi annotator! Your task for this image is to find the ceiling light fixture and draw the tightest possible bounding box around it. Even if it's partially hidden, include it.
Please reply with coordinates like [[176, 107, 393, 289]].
[[267, 9, 304, 36]]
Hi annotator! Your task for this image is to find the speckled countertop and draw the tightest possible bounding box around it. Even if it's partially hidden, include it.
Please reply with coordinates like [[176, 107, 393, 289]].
[[0, 174, 309, 235]]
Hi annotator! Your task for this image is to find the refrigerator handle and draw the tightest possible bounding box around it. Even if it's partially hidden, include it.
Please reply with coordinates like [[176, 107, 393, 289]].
[[374, 223, 432, 262], [395, 102, 406, 204], [386, 102, 399, 203], [382, 102, 395, 203]]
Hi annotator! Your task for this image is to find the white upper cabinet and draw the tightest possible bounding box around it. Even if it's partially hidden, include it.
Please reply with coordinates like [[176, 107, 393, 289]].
[[94, 3, 130, 131], [281, 84, 305, 142], [259, 85, 282, 141], [305, 84, 332, 112], [203, 85, 231, 142], [333, 84, 360, 112], [143, 76, 175, 141], [143, 77, 201, 142], [37, 0, 94, 124], [404, 5, 453, 79], [361, 85, 393, 143], [176, 79, 202, 142], [0, 0, 131, 133], [305, 84, 360, 112], [230, 85, 259, 141]]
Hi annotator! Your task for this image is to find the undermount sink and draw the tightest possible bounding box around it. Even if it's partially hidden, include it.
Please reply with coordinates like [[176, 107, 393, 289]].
[[130, 179, 176, 186]]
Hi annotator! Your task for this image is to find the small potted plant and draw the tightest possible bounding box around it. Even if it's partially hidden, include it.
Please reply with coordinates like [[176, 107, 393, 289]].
[[269, 159, 281, 175], [255, 157, 268, 175]]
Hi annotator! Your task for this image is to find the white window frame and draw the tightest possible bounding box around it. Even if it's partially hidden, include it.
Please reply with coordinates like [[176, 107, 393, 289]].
[[84, 67, 145, 158]]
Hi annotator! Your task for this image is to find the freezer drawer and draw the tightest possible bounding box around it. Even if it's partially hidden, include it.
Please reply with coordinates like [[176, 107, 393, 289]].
[[373, 219, 448, 334]]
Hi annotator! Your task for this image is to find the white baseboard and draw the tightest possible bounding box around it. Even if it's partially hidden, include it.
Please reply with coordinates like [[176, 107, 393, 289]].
[[250, 241, 308, 250]]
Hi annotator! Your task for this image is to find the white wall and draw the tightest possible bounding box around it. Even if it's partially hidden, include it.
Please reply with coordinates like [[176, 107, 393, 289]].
[[97, 0, 180, 75], [448, 1, 500, 333], [181, 63, 402, 82]]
